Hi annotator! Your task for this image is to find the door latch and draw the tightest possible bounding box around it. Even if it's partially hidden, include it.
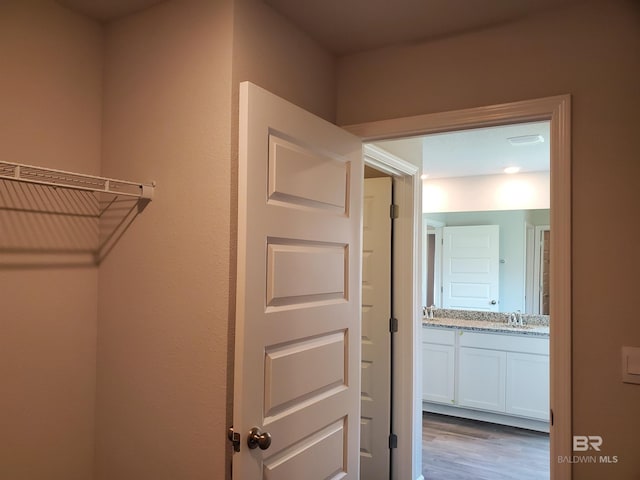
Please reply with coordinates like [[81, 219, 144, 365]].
[[228, 427, 241, 452]]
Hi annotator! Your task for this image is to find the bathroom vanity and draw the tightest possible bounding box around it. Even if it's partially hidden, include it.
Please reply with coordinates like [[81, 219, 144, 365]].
[[422, 313, 550, 432]]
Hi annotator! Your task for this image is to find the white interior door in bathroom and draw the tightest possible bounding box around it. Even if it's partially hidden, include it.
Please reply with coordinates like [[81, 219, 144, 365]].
[[442, 225, 500, 311]]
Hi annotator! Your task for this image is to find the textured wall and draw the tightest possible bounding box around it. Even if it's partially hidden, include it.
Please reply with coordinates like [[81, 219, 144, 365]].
[[232, 0, 337, 123], [337, 1, 640, 477], [0, 1, 102, 479], [94, 0, 338, 478], [96, 1, 233, 478]]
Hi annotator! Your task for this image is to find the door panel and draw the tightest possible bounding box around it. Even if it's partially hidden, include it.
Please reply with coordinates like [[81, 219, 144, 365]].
[[233, 82, 362, 479], [360, 177, 392, 479], [266, 239, 347, 307], [263, 419, 346, 479], [268, 134, 349, 212], [264, 331, 346, 418]]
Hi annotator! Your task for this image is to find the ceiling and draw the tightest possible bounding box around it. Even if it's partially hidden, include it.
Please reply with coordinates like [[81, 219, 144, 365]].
[[263, 0, 585, 54], [56, 0, 584, 50], [374, 121, 550, 179]]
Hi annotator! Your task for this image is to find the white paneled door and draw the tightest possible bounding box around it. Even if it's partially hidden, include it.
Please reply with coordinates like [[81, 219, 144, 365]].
[[232, 82, 363, 480], [361, 178, 392, 479], [442, 225, 500, 311]]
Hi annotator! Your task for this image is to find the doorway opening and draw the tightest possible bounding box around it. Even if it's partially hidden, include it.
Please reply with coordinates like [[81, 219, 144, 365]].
[[348, 94, 571, 480], [374, 120, 551, 479]]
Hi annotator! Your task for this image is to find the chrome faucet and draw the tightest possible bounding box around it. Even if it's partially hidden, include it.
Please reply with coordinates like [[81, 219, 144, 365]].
[[508, 310, 524, 326], [508, 311, 524, 326]]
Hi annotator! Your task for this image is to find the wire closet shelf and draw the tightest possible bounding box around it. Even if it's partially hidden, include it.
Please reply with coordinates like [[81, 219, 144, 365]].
[[0, 161, 155, 264], [0, 161, 154, 200]]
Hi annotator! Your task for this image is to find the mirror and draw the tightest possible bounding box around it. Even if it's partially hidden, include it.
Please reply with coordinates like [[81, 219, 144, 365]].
[[374, 120, 551, 315], [424, 209, 549, 314]]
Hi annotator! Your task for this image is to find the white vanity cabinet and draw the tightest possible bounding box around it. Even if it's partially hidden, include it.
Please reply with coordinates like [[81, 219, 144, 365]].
[[505, 352, 549, 420], [422, 325, 550, 430], [458, 346, 506, 412], [422, 328, 455, 404]]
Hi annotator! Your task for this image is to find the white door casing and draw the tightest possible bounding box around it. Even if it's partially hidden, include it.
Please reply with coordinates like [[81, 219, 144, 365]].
[[533, 225, 551, 315], [361, 178, 392, 479], [233, 82, 362, 479], [362, 145, 421, 480], [524, 222, 535, 313], [442, 225, 500, 311]]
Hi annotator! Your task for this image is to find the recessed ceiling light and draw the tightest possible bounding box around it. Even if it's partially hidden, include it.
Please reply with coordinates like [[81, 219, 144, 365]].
[[507, 134, 544, 146], [421, 173, 428, 180], [504, 166, 521, 174]]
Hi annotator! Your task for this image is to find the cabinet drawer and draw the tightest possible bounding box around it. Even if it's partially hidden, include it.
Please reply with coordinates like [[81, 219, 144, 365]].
[[459, 331, 548, 355], [422, 327, 455, 345]]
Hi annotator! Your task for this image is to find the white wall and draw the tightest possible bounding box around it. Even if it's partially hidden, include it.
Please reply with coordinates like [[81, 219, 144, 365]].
[[423, 171, 550, 213]]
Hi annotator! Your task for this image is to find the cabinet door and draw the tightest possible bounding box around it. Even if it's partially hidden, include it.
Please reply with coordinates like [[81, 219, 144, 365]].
[[506, 352, 549, 420], [422, 343, 455, 404], [458, 347, 506, 412]]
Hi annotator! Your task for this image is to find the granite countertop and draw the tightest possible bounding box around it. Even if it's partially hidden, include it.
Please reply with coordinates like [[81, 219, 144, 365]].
[[422, 317, 550, 337]]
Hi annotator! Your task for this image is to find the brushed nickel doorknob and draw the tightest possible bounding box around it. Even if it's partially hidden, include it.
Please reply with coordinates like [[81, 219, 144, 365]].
[[247, 427, 272, 450]]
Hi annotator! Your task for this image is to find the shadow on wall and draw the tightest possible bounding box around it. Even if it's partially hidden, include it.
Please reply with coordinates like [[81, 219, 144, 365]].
[[0, 178, 150, 269]]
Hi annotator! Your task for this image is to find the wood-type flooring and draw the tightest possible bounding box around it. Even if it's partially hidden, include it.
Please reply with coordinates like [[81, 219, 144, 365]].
[[422, 412, 550, 480]]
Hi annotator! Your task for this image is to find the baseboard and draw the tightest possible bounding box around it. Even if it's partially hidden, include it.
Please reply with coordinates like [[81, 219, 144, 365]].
[[422, 401, 549, 433]]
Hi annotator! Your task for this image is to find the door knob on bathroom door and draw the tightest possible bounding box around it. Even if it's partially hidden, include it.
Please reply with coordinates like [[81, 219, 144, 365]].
[[490, 300, 497, 305]]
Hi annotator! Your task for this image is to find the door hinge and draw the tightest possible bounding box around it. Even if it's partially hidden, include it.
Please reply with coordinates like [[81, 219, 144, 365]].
[[389, 317, 398, 333], [228, 427, 241, 452], [550, 409, 554, 426], [389, 433, 398, 449], [390, 204, 399, 219]]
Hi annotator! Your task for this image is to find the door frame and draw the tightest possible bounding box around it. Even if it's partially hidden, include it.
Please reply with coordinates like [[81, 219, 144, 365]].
[[533, 225, 551, 315], [347, 94, 572, 480], [363, 144, 422, 480], [423, 218, 444, 309]]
